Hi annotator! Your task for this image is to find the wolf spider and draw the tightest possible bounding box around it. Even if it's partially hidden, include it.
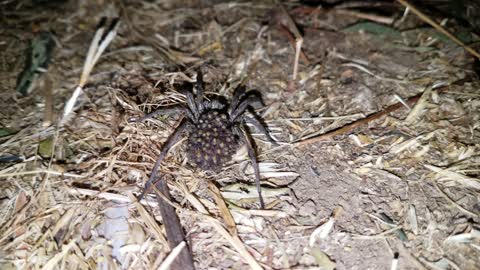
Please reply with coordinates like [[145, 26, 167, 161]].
[[138, 70, 276, 208]]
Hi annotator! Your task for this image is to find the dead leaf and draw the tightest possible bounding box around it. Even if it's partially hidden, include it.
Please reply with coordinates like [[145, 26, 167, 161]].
[[310, 247, 336, 270]]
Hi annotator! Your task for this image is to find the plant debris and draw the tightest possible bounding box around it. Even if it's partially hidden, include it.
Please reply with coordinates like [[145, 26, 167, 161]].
[[15, 32, 55, 96], [1, 1, 479, 269]]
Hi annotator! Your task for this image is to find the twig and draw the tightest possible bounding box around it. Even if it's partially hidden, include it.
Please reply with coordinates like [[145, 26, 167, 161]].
[[127, 193, 167, 244], [393, 94, 411, 110], [432, 181, 479, 218], [67, 187, 158, 207], [42, 241, 76, 270], [335, 9, 394, 25], [61, 18, 119, 125], [208, 181, 238, 235], [294, 94, 421, 146], [158, 241, 187, 270], [404, 86, 431, 124], [178, 183, 263, 270], [154, 179, 196, 270], [295, 79, 468, 146], [0, 170, 83, 178], [278, 113, 363, 121], [276, 2, 306, 91], [278, 24, 310, 65], [351, 225, 404, 239], [292, 5, 394, 25], [396, 0, 480, 59]]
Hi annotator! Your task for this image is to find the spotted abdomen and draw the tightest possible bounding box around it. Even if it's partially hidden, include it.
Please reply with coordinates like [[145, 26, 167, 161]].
[[186, 110, 239, 171]]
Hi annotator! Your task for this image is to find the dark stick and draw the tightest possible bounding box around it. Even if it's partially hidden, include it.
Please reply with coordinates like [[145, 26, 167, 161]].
[[295, 79, 468, 146], [154, 179, 195, 270], [295, 95, 421, 146]]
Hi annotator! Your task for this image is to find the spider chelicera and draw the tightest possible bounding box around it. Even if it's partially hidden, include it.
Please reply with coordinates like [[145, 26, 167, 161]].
[[137, 70, 276, 208]]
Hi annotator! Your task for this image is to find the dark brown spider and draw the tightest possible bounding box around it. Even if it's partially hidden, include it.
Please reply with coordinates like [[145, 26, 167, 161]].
[[137, 70, 276, 208]]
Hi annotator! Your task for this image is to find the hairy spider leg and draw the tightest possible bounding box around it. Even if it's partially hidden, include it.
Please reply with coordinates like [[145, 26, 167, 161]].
[[183, 89, 199, 121], [139, 118, 189, 200], [230, 95, 264, 121], [195, 69, 205, 112], [228, 85, 246, 116], [234, 125, 265, 209], [131, 105, 194, 123], [242, 115, 277, 145]]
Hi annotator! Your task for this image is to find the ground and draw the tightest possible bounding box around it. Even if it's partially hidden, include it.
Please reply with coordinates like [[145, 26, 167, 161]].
[[1, 1, 479, 269]]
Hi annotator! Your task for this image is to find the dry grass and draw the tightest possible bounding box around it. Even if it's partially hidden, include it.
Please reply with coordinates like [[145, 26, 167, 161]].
[[1, 1, 479, 269]]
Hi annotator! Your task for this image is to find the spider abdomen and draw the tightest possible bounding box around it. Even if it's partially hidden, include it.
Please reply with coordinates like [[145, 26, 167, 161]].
[[186, 110, 239, 171]]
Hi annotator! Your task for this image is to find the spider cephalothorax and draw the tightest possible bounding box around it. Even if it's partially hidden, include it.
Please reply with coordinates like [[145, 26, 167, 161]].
[[137, 70, 276, 208]]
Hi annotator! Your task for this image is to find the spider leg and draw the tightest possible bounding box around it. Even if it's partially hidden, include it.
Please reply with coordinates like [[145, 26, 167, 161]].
[[228, 85, 246, 116], [130, 105, 194, 123], [185, 89, 199, 121], [234, 125, 265, 209], [195, 69, 205, 113], [230, 95, 264, 121], [178, 84, 199, 122], [241, 114, 278, 145], [138, 118, 189, 200]]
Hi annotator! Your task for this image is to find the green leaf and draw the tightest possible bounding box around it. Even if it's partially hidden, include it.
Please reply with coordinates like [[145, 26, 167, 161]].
[[0, 128, 14, 137], [38, 137, 54, 158], [16, 32, 55, 96]]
